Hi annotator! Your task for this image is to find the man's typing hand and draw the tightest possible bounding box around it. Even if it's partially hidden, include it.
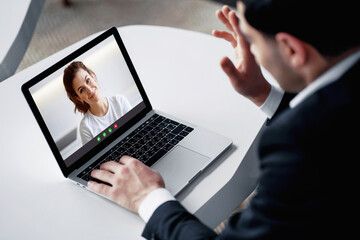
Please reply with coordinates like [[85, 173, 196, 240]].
[[88, 156, 165, 213]]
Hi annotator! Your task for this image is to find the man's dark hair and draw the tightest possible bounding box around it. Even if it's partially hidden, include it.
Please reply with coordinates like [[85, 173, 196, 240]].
[[242, 0, 360, 56]]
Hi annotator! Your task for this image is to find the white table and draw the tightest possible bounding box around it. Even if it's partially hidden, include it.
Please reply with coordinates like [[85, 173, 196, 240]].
[[0, 25, 266, 239]]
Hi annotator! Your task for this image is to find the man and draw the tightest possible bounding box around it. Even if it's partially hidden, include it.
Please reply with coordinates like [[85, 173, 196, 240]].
[[88, 0, 359, 239]]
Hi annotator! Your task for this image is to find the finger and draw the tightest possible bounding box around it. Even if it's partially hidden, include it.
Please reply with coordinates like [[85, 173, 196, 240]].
[[222, 5, 232, 20], [228, 11, 253, 67], [228, 11, 250, 50], [212, 30, 237, 48], [88, 180, 112, 195], [229, 11, 241, 36], [91, 169, 114, 184], [217, 6, 233, 30], [220, 57, 242, 86], [100, 160, 122, 173], [216, 8, 233, 32], [119, 155, 138, 165], [119, 156, 146, 175]]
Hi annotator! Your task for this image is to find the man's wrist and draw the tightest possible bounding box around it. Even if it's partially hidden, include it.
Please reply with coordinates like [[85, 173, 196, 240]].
[[138, 188, 176, 223], [259, 85, 284, 119], [249, 81, 272, 107]]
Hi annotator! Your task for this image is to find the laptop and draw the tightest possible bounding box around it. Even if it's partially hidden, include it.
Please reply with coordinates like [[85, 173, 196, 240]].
[[21, 27, 232, 197]]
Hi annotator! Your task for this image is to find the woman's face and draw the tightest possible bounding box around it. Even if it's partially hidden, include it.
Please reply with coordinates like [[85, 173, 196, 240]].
[[72, 68, 100, 104]]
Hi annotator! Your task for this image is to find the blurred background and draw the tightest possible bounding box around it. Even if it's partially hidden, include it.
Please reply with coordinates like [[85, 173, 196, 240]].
[[17, 0, 237, 73]]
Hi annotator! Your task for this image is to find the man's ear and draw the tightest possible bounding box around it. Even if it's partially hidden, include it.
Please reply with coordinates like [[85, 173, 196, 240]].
[[275, 32, 307, 68]]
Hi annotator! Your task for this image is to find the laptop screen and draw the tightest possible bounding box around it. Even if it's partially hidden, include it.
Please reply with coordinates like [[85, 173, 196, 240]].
[[23, 28, 151, 173]]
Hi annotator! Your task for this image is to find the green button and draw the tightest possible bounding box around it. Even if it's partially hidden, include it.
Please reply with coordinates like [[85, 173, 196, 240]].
[[103, 132, 106, 137], [108, 128, 112, 133], [97, 137, 101, 141]]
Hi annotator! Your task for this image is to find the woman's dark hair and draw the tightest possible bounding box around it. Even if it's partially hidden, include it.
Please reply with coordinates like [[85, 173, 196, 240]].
[[63, 61, 96, 114], [242, 0, 360, 56]]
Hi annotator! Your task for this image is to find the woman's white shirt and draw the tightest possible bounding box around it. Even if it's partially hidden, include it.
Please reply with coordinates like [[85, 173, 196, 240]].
[[79, 95, 131, 145]]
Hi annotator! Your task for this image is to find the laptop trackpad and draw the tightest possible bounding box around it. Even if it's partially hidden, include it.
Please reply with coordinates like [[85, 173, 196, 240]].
[[152, 146, 210, 195]]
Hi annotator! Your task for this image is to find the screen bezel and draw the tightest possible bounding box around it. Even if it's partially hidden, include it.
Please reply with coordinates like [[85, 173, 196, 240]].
[[21, 27, 152, 177]]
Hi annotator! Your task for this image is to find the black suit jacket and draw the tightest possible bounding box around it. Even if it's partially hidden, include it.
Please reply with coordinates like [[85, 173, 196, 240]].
[[142, 60, 359, 239]]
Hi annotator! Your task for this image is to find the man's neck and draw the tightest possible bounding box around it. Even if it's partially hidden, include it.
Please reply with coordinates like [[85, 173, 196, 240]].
[[304, 47, 360, 87], [290, 48, 360, 108]]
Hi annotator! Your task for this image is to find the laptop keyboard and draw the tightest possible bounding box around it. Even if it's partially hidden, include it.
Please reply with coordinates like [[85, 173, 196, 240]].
[[77, 114, 194, 184]]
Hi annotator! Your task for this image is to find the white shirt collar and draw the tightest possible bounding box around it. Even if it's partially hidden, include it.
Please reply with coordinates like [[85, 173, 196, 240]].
[[289, 50, 360, 108]]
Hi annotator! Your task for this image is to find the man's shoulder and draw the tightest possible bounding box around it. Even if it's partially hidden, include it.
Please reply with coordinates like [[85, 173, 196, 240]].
[[273, 69, 355, 126], [262, 76, 355, 156], [260, 71, 357, 165]]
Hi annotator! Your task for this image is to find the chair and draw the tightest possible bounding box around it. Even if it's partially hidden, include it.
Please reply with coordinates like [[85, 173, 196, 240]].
[[0, 0, 45, 82]]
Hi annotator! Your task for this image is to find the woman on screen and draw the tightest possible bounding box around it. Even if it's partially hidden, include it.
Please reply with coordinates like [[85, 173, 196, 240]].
[[63, 61, 131, 145]]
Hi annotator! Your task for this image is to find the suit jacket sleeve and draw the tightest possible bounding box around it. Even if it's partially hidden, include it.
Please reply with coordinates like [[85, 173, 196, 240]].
[[142, 92, 297, 240], [142, 201, 217, 240]]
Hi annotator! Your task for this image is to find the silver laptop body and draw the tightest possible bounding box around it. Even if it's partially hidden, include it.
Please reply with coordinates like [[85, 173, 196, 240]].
[[22, 27, 232, 198]]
